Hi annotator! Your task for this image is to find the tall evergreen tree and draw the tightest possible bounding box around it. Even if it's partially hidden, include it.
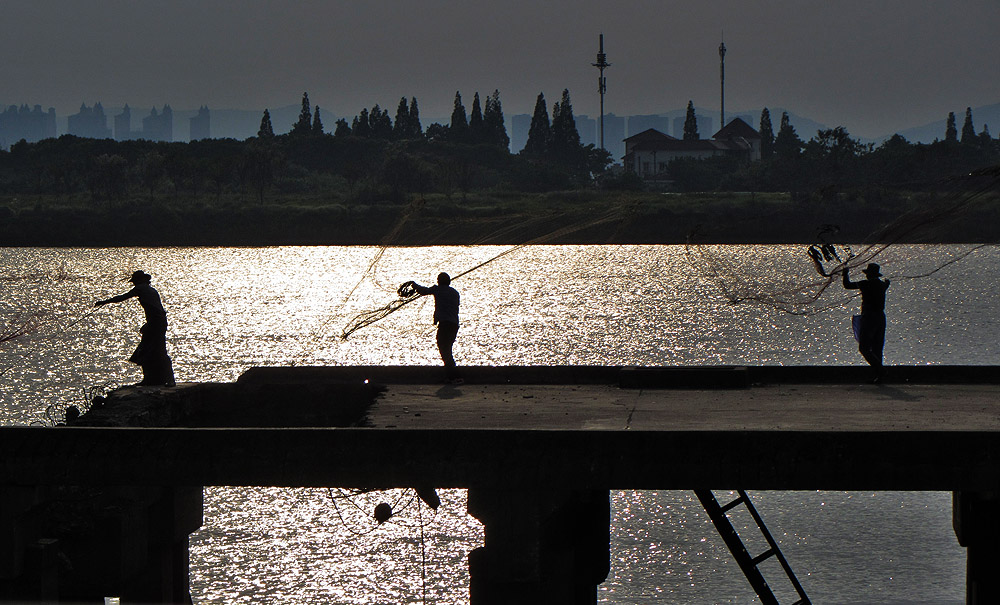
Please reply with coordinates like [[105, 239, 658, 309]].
[[369, 104, 393, 138], [408, 97, 422, 138], [311, 106, 324, 134], [483, 89, 509, 150], [257, 109, 274, 138], [774, 111, 804, 159], [334, 118, 351, 137], [683, 101, 699, 140], [945, 112, 958, 142], [961, 107, 976, 143], [450, 91, 468, 141], [469, 92, 484, 143], [291, 92, 312, 136], [759, 108, 774, 159], [393, 97, 410, 139], [550, 89, 582, 163], [352, 108, 372, 137], [523, 93, 550, 156]]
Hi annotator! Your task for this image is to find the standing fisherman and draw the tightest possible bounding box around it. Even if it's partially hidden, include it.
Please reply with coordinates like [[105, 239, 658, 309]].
[[95, 270, 175, 387], [843, 263, 890, 382], [405, 272, 462, 384]]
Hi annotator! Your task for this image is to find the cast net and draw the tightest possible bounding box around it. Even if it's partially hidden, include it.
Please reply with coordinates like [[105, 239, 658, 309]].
[[338, 199, 642, 339], [684, 165, 1000, 316]]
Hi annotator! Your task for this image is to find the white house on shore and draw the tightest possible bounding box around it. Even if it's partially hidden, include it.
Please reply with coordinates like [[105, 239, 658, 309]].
[[623, 117, 762, 180]]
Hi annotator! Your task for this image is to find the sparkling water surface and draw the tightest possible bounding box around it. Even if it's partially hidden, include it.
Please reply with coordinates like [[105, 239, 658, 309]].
[[2, 244, 997, 604]]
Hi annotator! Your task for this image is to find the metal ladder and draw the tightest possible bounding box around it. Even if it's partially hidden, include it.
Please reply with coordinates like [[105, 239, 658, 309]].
[[694, 490, 811, 605]]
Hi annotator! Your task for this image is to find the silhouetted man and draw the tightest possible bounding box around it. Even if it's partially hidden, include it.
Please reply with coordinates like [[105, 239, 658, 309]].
[[409, 272, 462, 384], [95, 270, 175, 387], [843, 263, 890, 381]]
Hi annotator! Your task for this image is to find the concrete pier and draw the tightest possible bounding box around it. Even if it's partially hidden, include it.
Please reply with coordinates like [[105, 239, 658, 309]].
[[1, 364, 999, 603]]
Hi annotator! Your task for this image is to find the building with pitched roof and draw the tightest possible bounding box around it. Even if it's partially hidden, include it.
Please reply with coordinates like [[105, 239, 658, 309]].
[[623, 117, 761, 180]]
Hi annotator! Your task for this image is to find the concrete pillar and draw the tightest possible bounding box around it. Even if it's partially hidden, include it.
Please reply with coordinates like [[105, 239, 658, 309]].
[[0, 487, 38, 583], [954, 491, 1000, 604], [467, 488, 609, 605], [0, 485, 202, 604]]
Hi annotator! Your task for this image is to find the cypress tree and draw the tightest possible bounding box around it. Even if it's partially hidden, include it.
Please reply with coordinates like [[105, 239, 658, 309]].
[[352, 108, 372, 137], [759, 108, 774, 158], [550, 89, 581, 163], [523, 92, 550, 156], [369, 105, 392, 138], [683, 101, 699, 140], [961, 107, 976, 144], [334, 118, 351, 137], [393, 97, 410, 139], [469, 92, 484, 143], [408, 97, 422, 138], [311, 106, 324, 134], [483, 89, 509, 150], [257, 109, 274, 138], [774, 111, 803, 159], [945, 112, 958, 142], [450, 91, 468, 141], [291, 92, 312, 136]]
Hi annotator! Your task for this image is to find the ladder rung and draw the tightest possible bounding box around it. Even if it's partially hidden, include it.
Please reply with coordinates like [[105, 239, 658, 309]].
[[751, 548, 776, 566], [719, 495, 746, 513]]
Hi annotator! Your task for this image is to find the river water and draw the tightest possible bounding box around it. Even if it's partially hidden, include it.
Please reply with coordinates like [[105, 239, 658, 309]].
[[2, 244, 998, 604]]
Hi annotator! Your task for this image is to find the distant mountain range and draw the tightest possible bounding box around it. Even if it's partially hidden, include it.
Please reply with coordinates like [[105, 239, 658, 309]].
[[889, 102, 1000, 144]]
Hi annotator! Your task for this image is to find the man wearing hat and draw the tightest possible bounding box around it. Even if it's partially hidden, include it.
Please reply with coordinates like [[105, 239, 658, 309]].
[[843, 263, 891, 380], [95, 270, 175, 387]]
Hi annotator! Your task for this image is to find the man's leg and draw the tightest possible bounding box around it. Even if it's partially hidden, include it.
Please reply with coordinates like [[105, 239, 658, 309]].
[[436, 321, 459, 380]]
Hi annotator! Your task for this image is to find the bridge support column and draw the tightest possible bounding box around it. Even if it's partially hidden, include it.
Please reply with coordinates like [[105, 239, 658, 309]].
[[467, 488, 609, 605], [954, 491, 1000, 604], [0, 485, 202, 604]]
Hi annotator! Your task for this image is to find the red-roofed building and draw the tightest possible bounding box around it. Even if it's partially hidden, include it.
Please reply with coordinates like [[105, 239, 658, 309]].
[[623, 117, 761, 181]]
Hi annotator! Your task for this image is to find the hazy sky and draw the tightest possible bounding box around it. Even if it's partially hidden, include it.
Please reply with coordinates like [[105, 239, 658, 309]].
[[2, 1, 998, 138]]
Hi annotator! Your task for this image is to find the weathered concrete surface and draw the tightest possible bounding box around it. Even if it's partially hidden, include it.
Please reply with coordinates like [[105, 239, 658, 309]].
[[2, 365, 999, 492]]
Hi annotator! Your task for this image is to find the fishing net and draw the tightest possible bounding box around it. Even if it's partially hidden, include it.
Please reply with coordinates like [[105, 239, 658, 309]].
[[338, 201, 642, 339], [685, 165, 1000, 316], [0, 311, 42, 345]]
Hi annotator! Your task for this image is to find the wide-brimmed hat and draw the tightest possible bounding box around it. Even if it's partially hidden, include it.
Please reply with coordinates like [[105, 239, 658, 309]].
[[862, 263, 882, 277], [128, 270, 151, 284]]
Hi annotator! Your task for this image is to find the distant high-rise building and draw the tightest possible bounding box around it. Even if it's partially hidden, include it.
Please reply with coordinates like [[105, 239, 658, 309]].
[[141, 105, 173, 142], [604, 113, 625, 162], [575, 114, 596, 148], [189, 106, 210, 141], [114, 104, 134, 141], [0, 103, 56, 149], [628, 114, 672, 138], [510, 113, 531, 153], [67, 102, 112, 139], [698, 115, 713, 137]]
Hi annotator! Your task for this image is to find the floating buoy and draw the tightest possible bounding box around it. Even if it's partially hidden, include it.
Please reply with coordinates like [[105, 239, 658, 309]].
[[373, 502, 392, 524], [415, 486, 440, 510]]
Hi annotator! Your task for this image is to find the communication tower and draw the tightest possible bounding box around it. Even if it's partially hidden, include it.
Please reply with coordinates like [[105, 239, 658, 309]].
[[719, 36, 727, 129], [592, 34, 611, 150]]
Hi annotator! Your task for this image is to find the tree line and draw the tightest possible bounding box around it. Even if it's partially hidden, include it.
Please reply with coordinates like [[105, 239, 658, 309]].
[[0, 89, 624, 206], [663, 106, 999, 194], [1, 88, 997, 209]]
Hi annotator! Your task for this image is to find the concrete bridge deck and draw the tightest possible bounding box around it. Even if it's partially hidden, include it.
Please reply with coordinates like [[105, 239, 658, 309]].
[[2, 365, 1000, 604], [2, 365, 999, 491]]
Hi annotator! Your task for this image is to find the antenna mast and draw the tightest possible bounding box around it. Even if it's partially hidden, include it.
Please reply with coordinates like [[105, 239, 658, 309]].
[[592, 33, 611, 150], [719, 35, 727, 128]]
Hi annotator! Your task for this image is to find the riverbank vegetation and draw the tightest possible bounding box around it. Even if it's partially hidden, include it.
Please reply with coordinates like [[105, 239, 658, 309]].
[[0, 93, 997, 246]]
